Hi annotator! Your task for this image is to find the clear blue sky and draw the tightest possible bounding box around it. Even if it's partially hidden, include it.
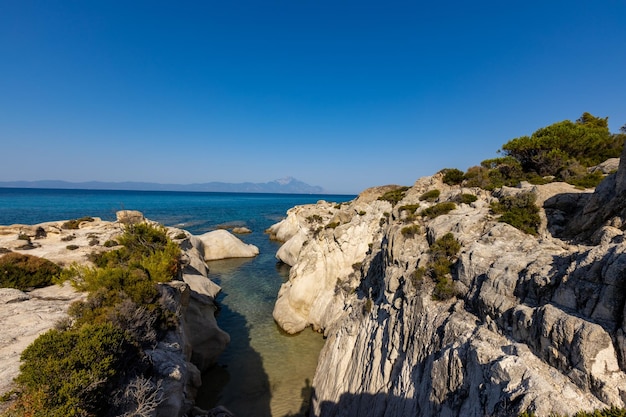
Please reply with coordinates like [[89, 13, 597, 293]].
[[1, 1, 625, 194]]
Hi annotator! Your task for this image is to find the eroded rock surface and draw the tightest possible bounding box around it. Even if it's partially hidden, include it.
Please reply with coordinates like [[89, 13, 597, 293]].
[[272, 153, 626, 416]]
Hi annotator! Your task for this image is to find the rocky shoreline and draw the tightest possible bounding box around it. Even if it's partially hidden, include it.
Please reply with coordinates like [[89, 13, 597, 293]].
[[2, 145, 625, 416], [268, 145, 626, 416], [0, 210, 258, 416]]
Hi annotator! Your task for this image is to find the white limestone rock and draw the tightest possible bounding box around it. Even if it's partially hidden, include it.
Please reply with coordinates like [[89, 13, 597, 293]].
[[271, 148, 626, 416], [196, 229, 259, 261]]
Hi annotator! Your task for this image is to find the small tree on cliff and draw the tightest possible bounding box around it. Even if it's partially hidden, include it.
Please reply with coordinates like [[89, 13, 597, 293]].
[[501, 112, 623, 178]]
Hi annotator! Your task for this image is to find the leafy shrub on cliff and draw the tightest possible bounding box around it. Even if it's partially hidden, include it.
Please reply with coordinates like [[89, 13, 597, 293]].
[[62, 216, 94, 230], [456, 113, 624, 190], [10, 323, 139, 417], [458, 193, 478, 204], [325, 221, 340, 229], [421, 202, 457, 219], [66, 223, 180, 331], [424, 233, 461, 300], [502, 113, 622, 176], [378, 186, 410, 206], [419, 189, 440, 202], [90, 223, 181, 283], [398, 203, 420, 214], [0, 253, 61, 290], [491, 192, 541, 236], [567, 170, 605, 189], [5, 222, 181, 416], [441, 168, 465, 185], [401, 225, 420, 238]]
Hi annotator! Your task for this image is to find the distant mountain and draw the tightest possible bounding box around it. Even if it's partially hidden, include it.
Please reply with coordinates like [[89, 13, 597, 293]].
[[0, 177, 326, 194]]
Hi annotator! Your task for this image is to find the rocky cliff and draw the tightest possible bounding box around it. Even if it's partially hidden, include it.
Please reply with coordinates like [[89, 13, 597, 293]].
[[270, 154, 626, 416]]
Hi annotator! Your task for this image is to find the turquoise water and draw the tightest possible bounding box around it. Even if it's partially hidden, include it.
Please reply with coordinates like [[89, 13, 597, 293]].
[[0, 188, 355, 417]]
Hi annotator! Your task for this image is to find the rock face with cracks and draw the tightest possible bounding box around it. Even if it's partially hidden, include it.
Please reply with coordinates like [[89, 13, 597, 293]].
[[0, 214, 231, 417], [271, 151, 626, 416]]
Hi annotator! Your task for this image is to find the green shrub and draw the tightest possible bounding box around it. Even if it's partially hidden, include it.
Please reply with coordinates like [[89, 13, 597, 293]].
[[103, 239, 118, 248], [62, 216, 94, 230], [458, 193, 478, 204], [306, 214, 323, 223], [66, 244, 79, 250], [419, 189, 441, 202], [501, 112, 624, 177], [427, 233, 460, 301], [463, 166, 492, 189], [409, 267, 426, 288], [378, 186, 410, 206], [491, 192, 541, 235], [14, 323, 138, 416], [6, 222, 181, 416], [61, 234, 75, 242], [421, 202, 457, 218], [35, 227, 47, 239], [567, 171, 605, 189], [0, 253, 61, 290], [398, 204, 420, 214], [325, 221, 340, 229], [433, 274, 455, 300], [442, 168, 465, 185], [401, 225, 420, 238], [358, 210, 366, 216], [17, 233, 30, 241], [430, 233, 461, 258], [91, 224, 181, 281]]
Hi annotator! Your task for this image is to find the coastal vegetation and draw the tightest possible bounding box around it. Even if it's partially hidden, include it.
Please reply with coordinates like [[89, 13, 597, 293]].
[[444, 113, 625, 190], [419, 189, 440, 202], [428, 233, 461, 300], [457, 193, 478, 204], [420, 202, 457, 219], [490, 192, 541, 236], [401, 224, 420, 238], [0, 252, 61, 290], [408, 233, 461, 300], [62, 216, 95, 230], [398, 203, 420, 215], [441, 168, 465, 185], [1, 222, 181, 417], [378, 186, 410, 205]]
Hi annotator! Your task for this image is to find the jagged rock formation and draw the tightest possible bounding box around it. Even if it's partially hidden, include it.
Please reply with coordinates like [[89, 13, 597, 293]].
[[0, 214, 233, 416], [271, 152, 626, 416]]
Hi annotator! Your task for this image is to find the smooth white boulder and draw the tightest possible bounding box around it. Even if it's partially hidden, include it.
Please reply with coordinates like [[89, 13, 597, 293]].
[[196, 230, 259, 261]]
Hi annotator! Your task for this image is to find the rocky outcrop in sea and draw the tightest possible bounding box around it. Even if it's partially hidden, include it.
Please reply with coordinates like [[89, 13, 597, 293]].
[[269, 145, 626, 416]]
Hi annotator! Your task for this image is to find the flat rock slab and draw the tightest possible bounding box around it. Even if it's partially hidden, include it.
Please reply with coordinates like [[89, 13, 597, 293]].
[[0, 283, 84, 395]]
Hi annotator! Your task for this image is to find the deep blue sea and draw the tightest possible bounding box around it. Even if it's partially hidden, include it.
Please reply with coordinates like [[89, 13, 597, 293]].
[[0, 188, 355, 417]]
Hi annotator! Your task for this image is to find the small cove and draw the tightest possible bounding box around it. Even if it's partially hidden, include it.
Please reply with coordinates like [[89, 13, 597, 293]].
[[0, 188, 354, 416]]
